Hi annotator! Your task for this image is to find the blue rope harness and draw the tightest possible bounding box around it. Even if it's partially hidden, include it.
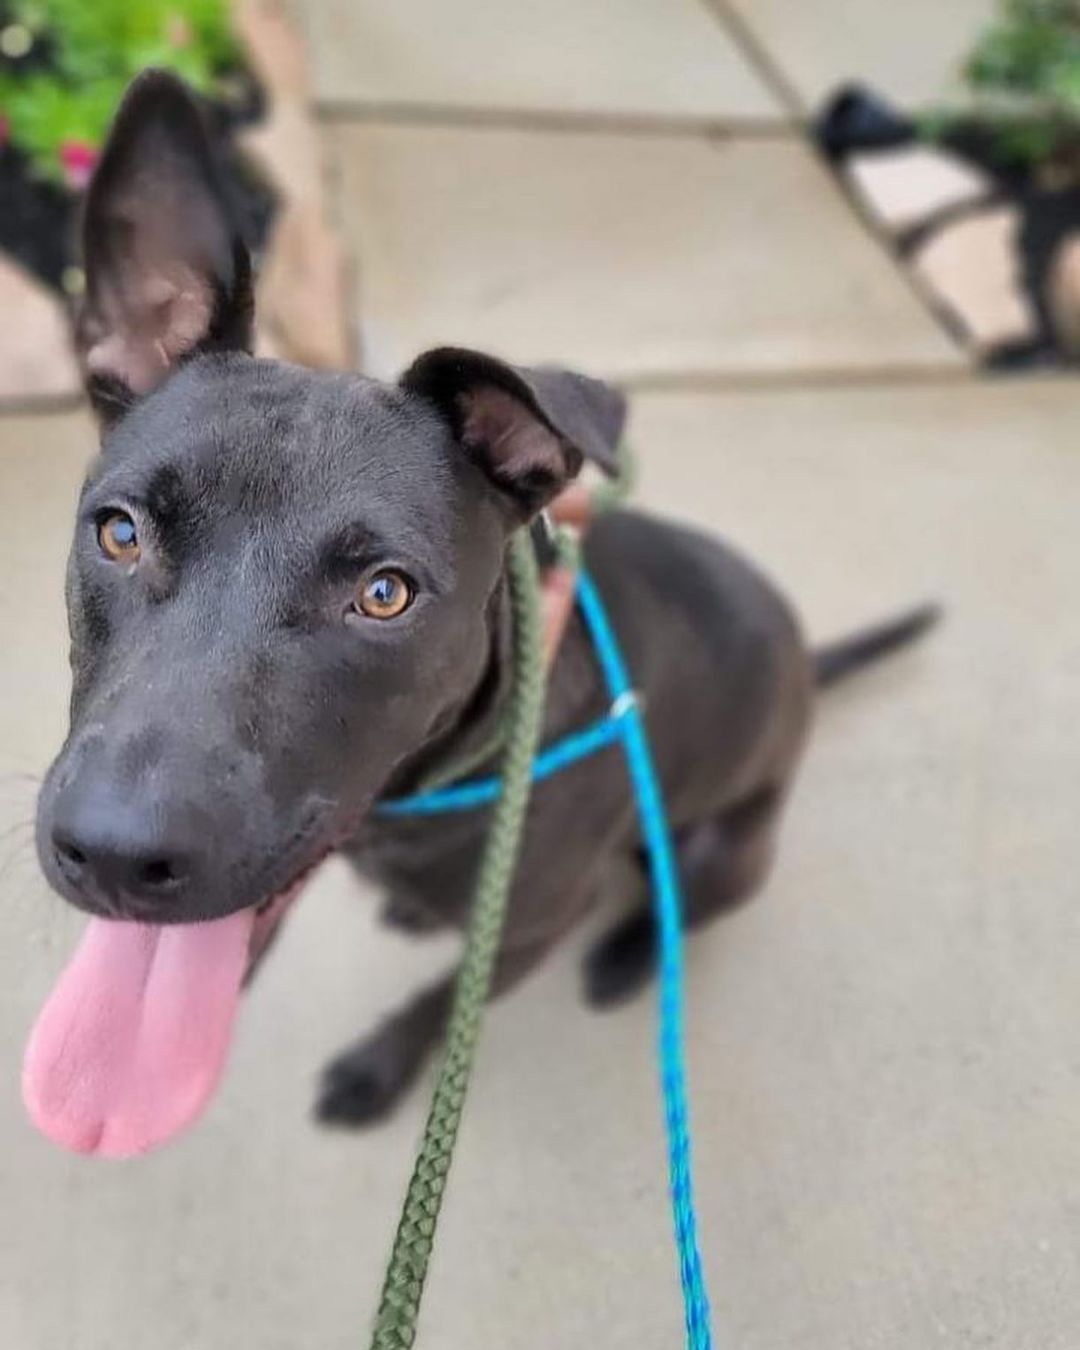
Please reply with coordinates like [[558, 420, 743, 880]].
[[377, 569, 714, 1350]]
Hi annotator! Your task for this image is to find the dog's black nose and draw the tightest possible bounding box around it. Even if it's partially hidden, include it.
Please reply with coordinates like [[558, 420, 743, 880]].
[[50, 793, 194, 910]]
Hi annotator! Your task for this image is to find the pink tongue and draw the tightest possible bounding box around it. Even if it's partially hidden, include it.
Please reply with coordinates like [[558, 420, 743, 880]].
[[22, 910, 255, 1159]]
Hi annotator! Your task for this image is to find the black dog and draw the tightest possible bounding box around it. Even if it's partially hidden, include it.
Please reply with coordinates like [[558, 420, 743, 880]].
[[27, 72, 936, 1155]]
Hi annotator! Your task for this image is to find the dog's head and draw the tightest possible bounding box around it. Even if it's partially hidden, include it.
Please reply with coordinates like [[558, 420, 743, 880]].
[[36, 70, 625, 927]]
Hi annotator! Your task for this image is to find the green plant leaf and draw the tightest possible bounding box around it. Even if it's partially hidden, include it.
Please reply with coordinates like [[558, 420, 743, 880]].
[[0, 0, 241, 181]]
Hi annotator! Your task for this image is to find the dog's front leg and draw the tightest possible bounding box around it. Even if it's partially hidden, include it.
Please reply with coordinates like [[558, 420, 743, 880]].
[[316, 976, 454, 1126], [380, 890, 452, 934], [314, 936, 558, 1127]]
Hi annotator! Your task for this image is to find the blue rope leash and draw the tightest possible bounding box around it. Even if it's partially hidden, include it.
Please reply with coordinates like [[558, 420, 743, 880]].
[[574, 571, 713, 1350], [378, 569, 714, 1349], [378, 710, 627, 817]]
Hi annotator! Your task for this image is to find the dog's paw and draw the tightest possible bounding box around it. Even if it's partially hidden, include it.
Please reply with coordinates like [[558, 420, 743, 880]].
[[380, 892, 444, 934], [314, 1031, 421, 1127], [583, 909, 657, 1010], [315, 1061, 399, 1127]]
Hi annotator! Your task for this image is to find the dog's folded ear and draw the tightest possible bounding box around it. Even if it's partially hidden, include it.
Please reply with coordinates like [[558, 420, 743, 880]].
[[401, 347, 626, 519], [76, 69, 254, 426]]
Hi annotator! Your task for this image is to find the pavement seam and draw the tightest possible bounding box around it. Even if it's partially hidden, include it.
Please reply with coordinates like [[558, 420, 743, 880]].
[[698, 0, 808, 118], [314, 100, 797, 138], [619, 363, 983, 396]]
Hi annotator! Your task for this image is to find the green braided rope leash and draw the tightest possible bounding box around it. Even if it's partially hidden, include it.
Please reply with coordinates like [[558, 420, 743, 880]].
[[371, 448, 638, 1348], [589, 438, 636, 516], [370, 531, 546, 1350]]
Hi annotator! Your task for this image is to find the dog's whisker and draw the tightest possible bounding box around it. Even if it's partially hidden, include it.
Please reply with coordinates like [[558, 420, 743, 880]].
[[0, 837, 40, 881], [0, 816, 35, 844]]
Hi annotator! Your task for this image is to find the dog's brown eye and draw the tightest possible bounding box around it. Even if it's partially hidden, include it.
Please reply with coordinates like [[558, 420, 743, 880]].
[[355, 570, 414, 620], [98, 512, 140, 564]]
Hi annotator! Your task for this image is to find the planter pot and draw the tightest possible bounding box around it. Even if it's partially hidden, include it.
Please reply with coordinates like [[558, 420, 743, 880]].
[[815, 84, 1080, 370]]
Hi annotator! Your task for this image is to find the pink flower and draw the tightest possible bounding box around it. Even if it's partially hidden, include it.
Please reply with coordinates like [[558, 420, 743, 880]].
[[0, 117, 9, 148], [165, 15, 193, 47], [60, 140, 98, 191]]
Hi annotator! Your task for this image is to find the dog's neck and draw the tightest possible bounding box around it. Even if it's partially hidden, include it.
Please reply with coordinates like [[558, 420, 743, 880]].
[[378, 521, 564, 802], [379, 573, 516, 800]]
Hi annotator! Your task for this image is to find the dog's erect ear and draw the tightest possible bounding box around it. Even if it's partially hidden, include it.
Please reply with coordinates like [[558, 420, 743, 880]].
[[76, 70, 254, 425], [401, 347, 626, 518]]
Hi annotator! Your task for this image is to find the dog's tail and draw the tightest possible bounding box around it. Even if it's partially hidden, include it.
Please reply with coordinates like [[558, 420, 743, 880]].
[[813, 602, 942, 689]]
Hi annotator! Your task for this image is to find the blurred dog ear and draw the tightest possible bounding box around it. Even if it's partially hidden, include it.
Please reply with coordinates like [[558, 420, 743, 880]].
[[76, 69, 254, 426], [401, 346, 626, 519]]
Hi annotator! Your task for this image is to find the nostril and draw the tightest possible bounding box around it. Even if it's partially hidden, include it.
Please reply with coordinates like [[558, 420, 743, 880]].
[[138, 857, 183, 890], [54, 835, 87, 870]]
